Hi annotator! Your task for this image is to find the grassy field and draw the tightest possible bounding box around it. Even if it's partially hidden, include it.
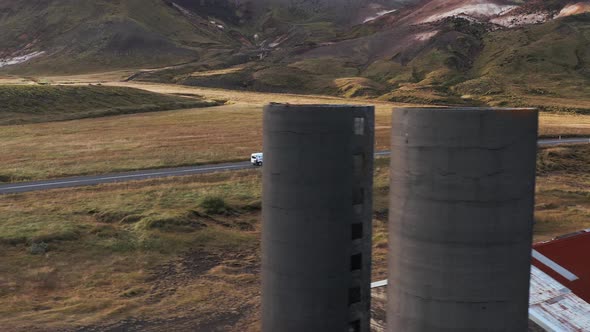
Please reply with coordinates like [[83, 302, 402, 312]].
[[0, 82, 415, 182], [2, 82, 590, 183], [1, 144, 590, 331], [0, 170, 262, 331], [0, 85, 222, 125], [535, 145, 590, 240]]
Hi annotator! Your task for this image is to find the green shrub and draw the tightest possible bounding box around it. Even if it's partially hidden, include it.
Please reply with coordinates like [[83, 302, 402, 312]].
[[30, 242, 49, 255], [199, 196, 230, 215], [135, 214, 205, 232], [92, 210, 142, 224], [241, 201, 261, 212], [121, 287, 146, 298]]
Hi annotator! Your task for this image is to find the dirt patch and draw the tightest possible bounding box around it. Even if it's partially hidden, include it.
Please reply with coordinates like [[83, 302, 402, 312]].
[[67, 247, 260, 332], [146, 249, 225, 304], [145, 246, 260, 302]]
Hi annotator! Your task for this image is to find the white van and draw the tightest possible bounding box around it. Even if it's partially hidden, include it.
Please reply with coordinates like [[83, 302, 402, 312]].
[[251, 153, 263, 166]]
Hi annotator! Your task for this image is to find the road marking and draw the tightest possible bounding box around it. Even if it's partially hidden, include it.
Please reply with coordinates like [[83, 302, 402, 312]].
[[0, 164, 251, 191], [539, 138, 590, 145]]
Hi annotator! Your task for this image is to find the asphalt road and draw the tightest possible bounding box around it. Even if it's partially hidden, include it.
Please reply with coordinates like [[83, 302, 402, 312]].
[[0, 162, 253, 195], [1, 137, 589, 195]]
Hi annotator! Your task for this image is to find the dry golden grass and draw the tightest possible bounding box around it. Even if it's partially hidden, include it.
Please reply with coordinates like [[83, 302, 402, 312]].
[[32, 70, 139, 84], [0, 102, 262, 181], [0, 170, 262, 331], [189, 64, 248, 77], [0, 76, 38, 85], [0, 71, 136, 86], [0, 82, 414, 182], [534, 145, 590, 241], [3, 81, 590, 182], [534, 177, 590, 242], [2, 145, 590, 330], [518, 95, 590, 114], [538, 112, 590, 137]]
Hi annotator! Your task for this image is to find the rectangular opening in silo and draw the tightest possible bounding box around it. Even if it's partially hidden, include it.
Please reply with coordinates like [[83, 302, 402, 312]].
[[354, 117, 365, 135], [353, 204, 363, 216], [351, 253, 362, 271], [348, 287, 361, 305], [353, 188, 364, 205], [353, 154, 364, 176], [352, 223, 363, 240]]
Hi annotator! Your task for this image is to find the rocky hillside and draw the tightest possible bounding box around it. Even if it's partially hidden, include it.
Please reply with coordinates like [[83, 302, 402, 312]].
[[150, 0, 589, 109], [0, 0, 410, 74], [0, 0, 254, 73], [2, 0, 590, 109]]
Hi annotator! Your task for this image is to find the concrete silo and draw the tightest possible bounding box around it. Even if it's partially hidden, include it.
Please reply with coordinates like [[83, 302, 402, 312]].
[[262, 104, 374, 332], [388, 107, 539, 331]]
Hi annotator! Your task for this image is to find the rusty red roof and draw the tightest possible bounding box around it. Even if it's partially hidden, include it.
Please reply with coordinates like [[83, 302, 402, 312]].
[[371, 229, 590, 331], [533, 229, 590, 303]]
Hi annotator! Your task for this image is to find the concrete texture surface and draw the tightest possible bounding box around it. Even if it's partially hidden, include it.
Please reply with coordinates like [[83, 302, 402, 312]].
[[262, 104, 374, 332], [387, 108, 539, 331]]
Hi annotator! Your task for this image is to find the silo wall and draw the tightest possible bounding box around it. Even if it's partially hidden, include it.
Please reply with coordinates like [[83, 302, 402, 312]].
[[262, 104, 374, 332], [387, 107, 538, 331]]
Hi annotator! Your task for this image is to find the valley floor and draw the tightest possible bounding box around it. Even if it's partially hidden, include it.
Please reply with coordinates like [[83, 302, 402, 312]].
[[1, 146, 590, 331], [2, 80, 590, 183], [1, 76, 590, 330]]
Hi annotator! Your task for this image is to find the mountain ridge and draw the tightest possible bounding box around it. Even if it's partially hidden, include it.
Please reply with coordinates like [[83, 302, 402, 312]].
[[1, 0, 590, 109]]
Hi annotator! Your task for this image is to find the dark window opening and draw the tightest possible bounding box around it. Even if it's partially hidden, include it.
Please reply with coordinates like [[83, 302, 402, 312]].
[[349, 287, 361, 305], [351, 253, 362, 271], [353, 204, 363, 216], [353, 154, 364, 176], [348, 320, 361, 332], [352, 223, 363, 240], [353, 188, 364, 205]]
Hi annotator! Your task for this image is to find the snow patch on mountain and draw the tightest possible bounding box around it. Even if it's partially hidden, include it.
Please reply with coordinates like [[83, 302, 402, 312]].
[[363, 9, 397, 23], [0, 51, 45, 68], [421, 3, 517, 23], [488, 1, 590, 28], [414, 30, 439, 41], [491, 12, 552, 28], [557, 2, 590, 18], [171, 2, 192, 17]]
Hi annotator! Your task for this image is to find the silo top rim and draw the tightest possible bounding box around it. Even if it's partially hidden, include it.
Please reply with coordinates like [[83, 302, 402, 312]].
[[267, 103, 373, 109], [394, 107, 537, 112]]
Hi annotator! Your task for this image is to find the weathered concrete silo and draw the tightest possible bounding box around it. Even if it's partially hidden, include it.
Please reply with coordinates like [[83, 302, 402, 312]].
[[387, 107, 539, 331], [262, 104, 374, 332]]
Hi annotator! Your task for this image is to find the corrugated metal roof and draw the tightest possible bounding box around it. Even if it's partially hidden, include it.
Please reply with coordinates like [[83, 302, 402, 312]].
[[372, 228, 590, 331], [371, 231, 590, 330], [371, 267, 590, 332], [529, 266, 590, 331]]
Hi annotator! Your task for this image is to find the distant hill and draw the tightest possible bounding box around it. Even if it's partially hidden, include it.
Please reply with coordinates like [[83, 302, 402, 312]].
[[2, 0, 590, 109], [0, 84, 221, 125], [0, 0, 250, 74]]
